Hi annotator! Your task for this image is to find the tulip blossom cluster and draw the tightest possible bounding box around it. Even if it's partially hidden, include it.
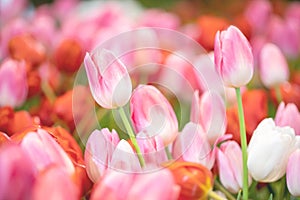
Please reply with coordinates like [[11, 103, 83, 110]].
[[1, 0, 300, 200]]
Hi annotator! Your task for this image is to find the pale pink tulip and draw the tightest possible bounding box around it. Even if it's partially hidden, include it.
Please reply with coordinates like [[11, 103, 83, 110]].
[[84, 128, 141, 183], [0, 0, 27, 22], [214, 25, 254, 88], [130, 85, 178, 146], [0, 59, 27, 108], [244, 0, 272, 33], [20, 129, 75, 175], [84, 49, 132, 109], [286, 149, 300, 197], [172, 122, 215, 169], [217, 140, 252, 193], [259, 43, 289, 88], [275, 102, 300, 135], [90, 169, 179, 200], [136, 133, 168, 168], [190, 90, 227, 145], [247, 118, 300, 182], [0, 144, 35, 200], [32, 166, 80, 200]]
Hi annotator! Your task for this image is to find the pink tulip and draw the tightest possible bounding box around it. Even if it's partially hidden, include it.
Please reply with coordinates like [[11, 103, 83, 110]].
[[172, 122, 215, 169], [84, 128, 141, 183], [244, 0, 272, 33], [286, 149, 300, 197], [0, 59, 28, 108], [0, 0, 27, 22], [130, 85, 178, 146], [90, 169, 179, 200], [136, 133, 168, 168], [0, 144, 35, 200], [84, 49, 132, 109], [32, 166, 80, 200], [190, 90, 227, 145], [259, 43, 289, 88], [20, 129, 75, 175], [217, 140, 252, 193], [275, 102, 300, 135], [214, 25, 254, 88]]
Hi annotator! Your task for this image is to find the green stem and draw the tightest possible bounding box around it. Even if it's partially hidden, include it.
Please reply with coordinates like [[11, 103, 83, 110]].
[[214, 180, 236, 200], [165, 146, 173, 160], [41, 81, 56, 104], [235, 88, 249, 200], [118, 107, 145, 167], [275, 85, 282, 103], [208, 190, 226, 200]]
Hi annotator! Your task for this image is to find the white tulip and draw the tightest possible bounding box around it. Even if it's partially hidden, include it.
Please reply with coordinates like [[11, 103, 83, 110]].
[[247, 118, 300, 182]]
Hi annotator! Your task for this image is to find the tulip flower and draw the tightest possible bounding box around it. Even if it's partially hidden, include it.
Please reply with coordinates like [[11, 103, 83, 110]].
[[286, 149, 300, 197], [172, 122, 215, 170], [0, 144, 35, 200], [190, 90, 227, 145], [247, 118, 300, 182], [90, 169, 180, 200], [130, 85, 178, 146], [84, 128, 141, 183], [214, 25, 254, 88], [20, 128, 75, 175], [84, 49, 132, 109], [275, 102, 300, 135], [32, 166, 80, 200], [259, 43, 289, 88], [217, 140, 252, 193], [0, 59, 27, 108]]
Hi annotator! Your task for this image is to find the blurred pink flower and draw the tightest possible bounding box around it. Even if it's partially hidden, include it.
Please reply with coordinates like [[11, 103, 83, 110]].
[[0, 0, 27, 22], [84, 49, 132, 109], [130, 85, 178, 146], [259, 43, 289, 88], [0, 58, 27, 108], [32, 166, 80, 200], [217, 140, 252, 193], [84, 128, 141, 183], [20, 129, 75, 175], [214, 25, 254, 88], [90, 169, 179, 200], [244, 0, 272, 33], [275, 102, 300, 135], [286, 149, 300, 197], [0, 144, 35, 200], [190, 90, 227, 145], [138, 9, 180, 30]]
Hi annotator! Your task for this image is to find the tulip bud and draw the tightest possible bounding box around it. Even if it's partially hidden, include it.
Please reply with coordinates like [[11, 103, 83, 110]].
[[247, 118, 300, 182], [275, 102, 300, 135], [286, 149, 300, 197], [259, 43, 289, 88], [214, 25, 254, 88], [84, 49, 132, 109], [130, 85, 178, 146], [165, 161, 213, 200], [0, 59, 27, 108], [190, 90, 226, 145], [217, 140, 252, 193]]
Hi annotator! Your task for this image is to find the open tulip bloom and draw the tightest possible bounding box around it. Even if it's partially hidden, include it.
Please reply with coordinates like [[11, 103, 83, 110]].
[[2, 1, 300, 200]]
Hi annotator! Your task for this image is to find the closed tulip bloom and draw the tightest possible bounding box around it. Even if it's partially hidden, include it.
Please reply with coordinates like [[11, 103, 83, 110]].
[[190, 90, 227, 145], [20, 129, 75, 175], [286, 149, 300, 197], [84, 49, 132, 109], [217, 140, 252, 193], [259, 43, 289, 88], [0, 59, 27, 108], [84, 128, 141, 183], [90, 169, 179, 200], [247, 118, 300, 182], [275, 102, 300, 135], [130, 85, 178, 146], [214, 25, 254, 88]]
